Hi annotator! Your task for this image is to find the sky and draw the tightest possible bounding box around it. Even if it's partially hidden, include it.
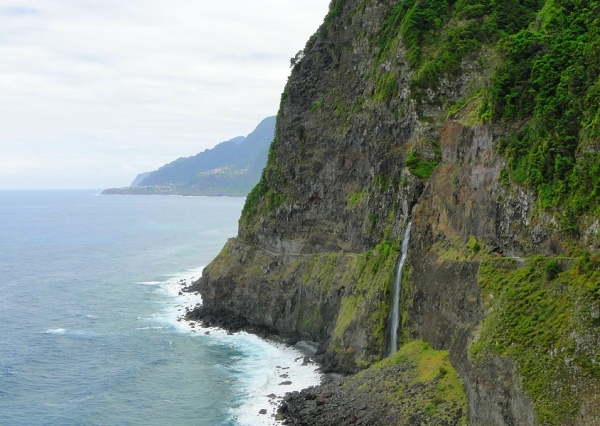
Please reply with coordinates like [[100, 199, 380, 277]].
[[0, 0, 330, 189]]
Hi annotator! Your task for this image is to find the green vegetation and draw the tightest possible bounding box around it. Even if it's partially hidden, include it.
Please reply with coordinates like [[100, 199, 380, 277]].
[[369, 213, 379, 229], [345, 340, 467, 424], [348, 189, 367, 208], [447, 88, 484, 119], [375, 0, 543, 103], [331, 95, 364, 118], [544, 260, 561, 280], [392, 341, 467, 415], [311, 99, 323, 111], [373, 173, 399, 191], [331, 241, 400, 356], [208, 245, 392, 364], [240, 140, 287, 225], [324, 0, 349, 27], [406, 150, 439, 179], [374, 71, 398, 104], [472, 254, 600, 424], [241, 170, 267, 219], [372, 0, 600, 226], [467, 235, 481, 254], [481, 0, 600, 223], [369, 240, 400, 274]]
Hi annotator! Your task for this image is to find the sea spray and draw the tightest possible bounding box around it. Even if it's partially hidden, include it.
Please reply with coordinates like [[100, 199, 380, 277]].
[[156, 270, 322, 426], [390, 221, 412, 355]]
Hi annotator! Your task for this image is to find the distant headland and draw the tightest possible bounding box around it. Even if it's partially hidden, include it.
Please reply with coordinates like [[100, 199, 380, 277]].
[[102, 116, 275, 197]]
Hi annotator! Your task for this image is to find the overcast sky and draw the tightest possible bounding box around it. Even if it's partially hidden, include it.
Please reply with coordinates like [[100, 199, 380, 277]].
[[0, 0, 330, 189]]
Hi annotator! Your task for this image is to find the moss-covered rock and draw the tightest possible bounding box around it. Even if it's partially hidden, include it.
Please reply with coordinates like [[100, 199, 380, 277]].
[[192, 237, 400, 372], [281, 340, 467, 425]]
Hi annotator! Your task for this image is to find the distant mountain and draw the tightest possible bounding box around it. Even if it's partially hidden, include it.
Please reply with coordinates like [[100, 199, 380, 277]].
[[130, 172, 152, 187], [102, 116, 275, 196]]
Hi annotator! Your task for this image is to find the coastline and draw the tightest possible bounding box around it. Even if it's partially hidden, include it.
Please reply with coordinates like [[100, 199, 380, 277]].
[[182, 284, 468, 426], [163, 274, 323, 425]]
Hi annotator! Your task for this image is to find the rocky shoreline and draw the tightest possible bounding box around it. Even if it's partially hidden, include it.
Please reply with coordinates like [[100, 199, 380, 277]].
[[182, 287, 333, 423], [185, 299, 466, 426], [278, 371, 465, 426], [184, 303, 316, 355]]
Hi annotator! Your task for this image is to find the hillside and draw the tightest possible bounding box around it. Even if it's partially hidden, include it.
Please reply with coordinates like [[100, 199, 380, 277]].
[[189, 0, 600, 425], [102, 116, 275, 196]]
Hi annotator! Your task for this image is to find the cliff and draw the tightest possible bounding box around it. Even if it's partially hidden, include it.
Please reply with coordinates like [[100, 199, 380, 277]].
[[191, 0, 600, 424], [102, 116, 275, 196]]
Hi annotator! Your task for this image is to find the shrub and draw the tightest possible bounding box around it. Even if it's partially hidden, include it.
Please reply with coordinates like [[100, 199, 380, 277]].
[[485, 0, 600, 219], [544, 260, 561, 280], [468, 236, 481, 254], [406, 151, 439, 179]]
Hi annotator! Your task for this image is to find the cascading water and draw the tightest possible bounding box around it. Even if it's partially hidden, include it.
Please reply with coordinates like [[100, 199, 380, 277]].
[[389, 221, 412, 356]]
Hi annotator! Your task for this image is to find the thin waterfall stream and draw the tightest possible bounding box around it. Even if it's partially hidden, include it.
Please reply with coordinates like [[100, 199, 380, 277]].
[[390, 221, 412, 355]]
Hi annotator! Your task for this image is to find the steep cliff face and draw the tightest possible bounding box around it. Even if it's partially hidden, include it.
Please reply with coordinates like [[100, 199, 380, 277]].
[[193, 0, 600, 424]]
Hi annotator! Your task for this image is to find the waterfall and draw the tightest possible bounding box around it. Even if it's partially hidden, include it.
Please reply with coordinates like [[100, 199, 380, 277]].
[[390, 221, 412, 356]]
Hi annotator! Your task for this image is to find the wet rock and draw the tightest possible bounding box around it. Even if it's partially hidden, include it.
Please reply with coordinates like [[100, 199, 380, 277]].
[[315, 397, 329, 406]]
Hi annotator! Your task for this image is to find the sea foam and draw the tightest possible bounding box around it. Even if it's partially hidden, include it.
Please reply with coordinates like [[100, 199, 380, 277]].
[[44, 328, 66, 334], [151, 267, 323, 426]]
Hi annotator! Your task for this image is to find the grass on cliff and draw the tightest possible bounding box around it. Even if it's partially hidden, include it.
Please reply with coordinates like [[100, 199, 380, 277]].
[[287, 241, 401, 366], [240, 141, 287, 229], [392, 341, 467, 414], [330, 241, 400, 361], [406, 150, 439, 179], [471, 254, 600, 425], [347, 340, 467, 424]]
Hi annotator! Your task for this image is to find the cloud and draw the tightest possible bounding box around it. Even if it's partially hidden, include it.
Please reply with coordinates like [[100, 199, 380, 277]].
[[0, 0, 330, 189], [0, 6, 38, 16]]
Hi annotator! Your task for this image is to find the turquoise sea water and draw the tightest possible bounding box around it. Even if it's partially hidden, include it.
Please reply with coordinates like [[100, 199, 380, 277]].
[[0, 191, 319, 426]]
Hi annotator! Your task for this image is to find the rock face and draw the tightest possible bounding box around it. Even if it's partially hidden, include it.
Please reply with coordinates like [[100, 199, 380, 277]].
[[192, 1, 600, 425]]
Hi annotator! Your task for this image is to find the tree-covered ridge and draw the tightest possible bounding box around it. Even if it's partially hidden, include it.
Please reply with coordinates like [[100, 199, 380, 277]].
[[103, 116, 275, 197], [141, 116, 275, 188], [484, 0, 600, 227], [373, 0, 600, 229], [376, 0, 544, 102]]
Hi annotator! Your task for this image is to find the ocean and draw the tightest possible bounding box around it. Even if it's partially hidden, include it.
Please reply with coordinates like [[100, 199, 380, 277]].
[[0, 190, 320, 426]]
